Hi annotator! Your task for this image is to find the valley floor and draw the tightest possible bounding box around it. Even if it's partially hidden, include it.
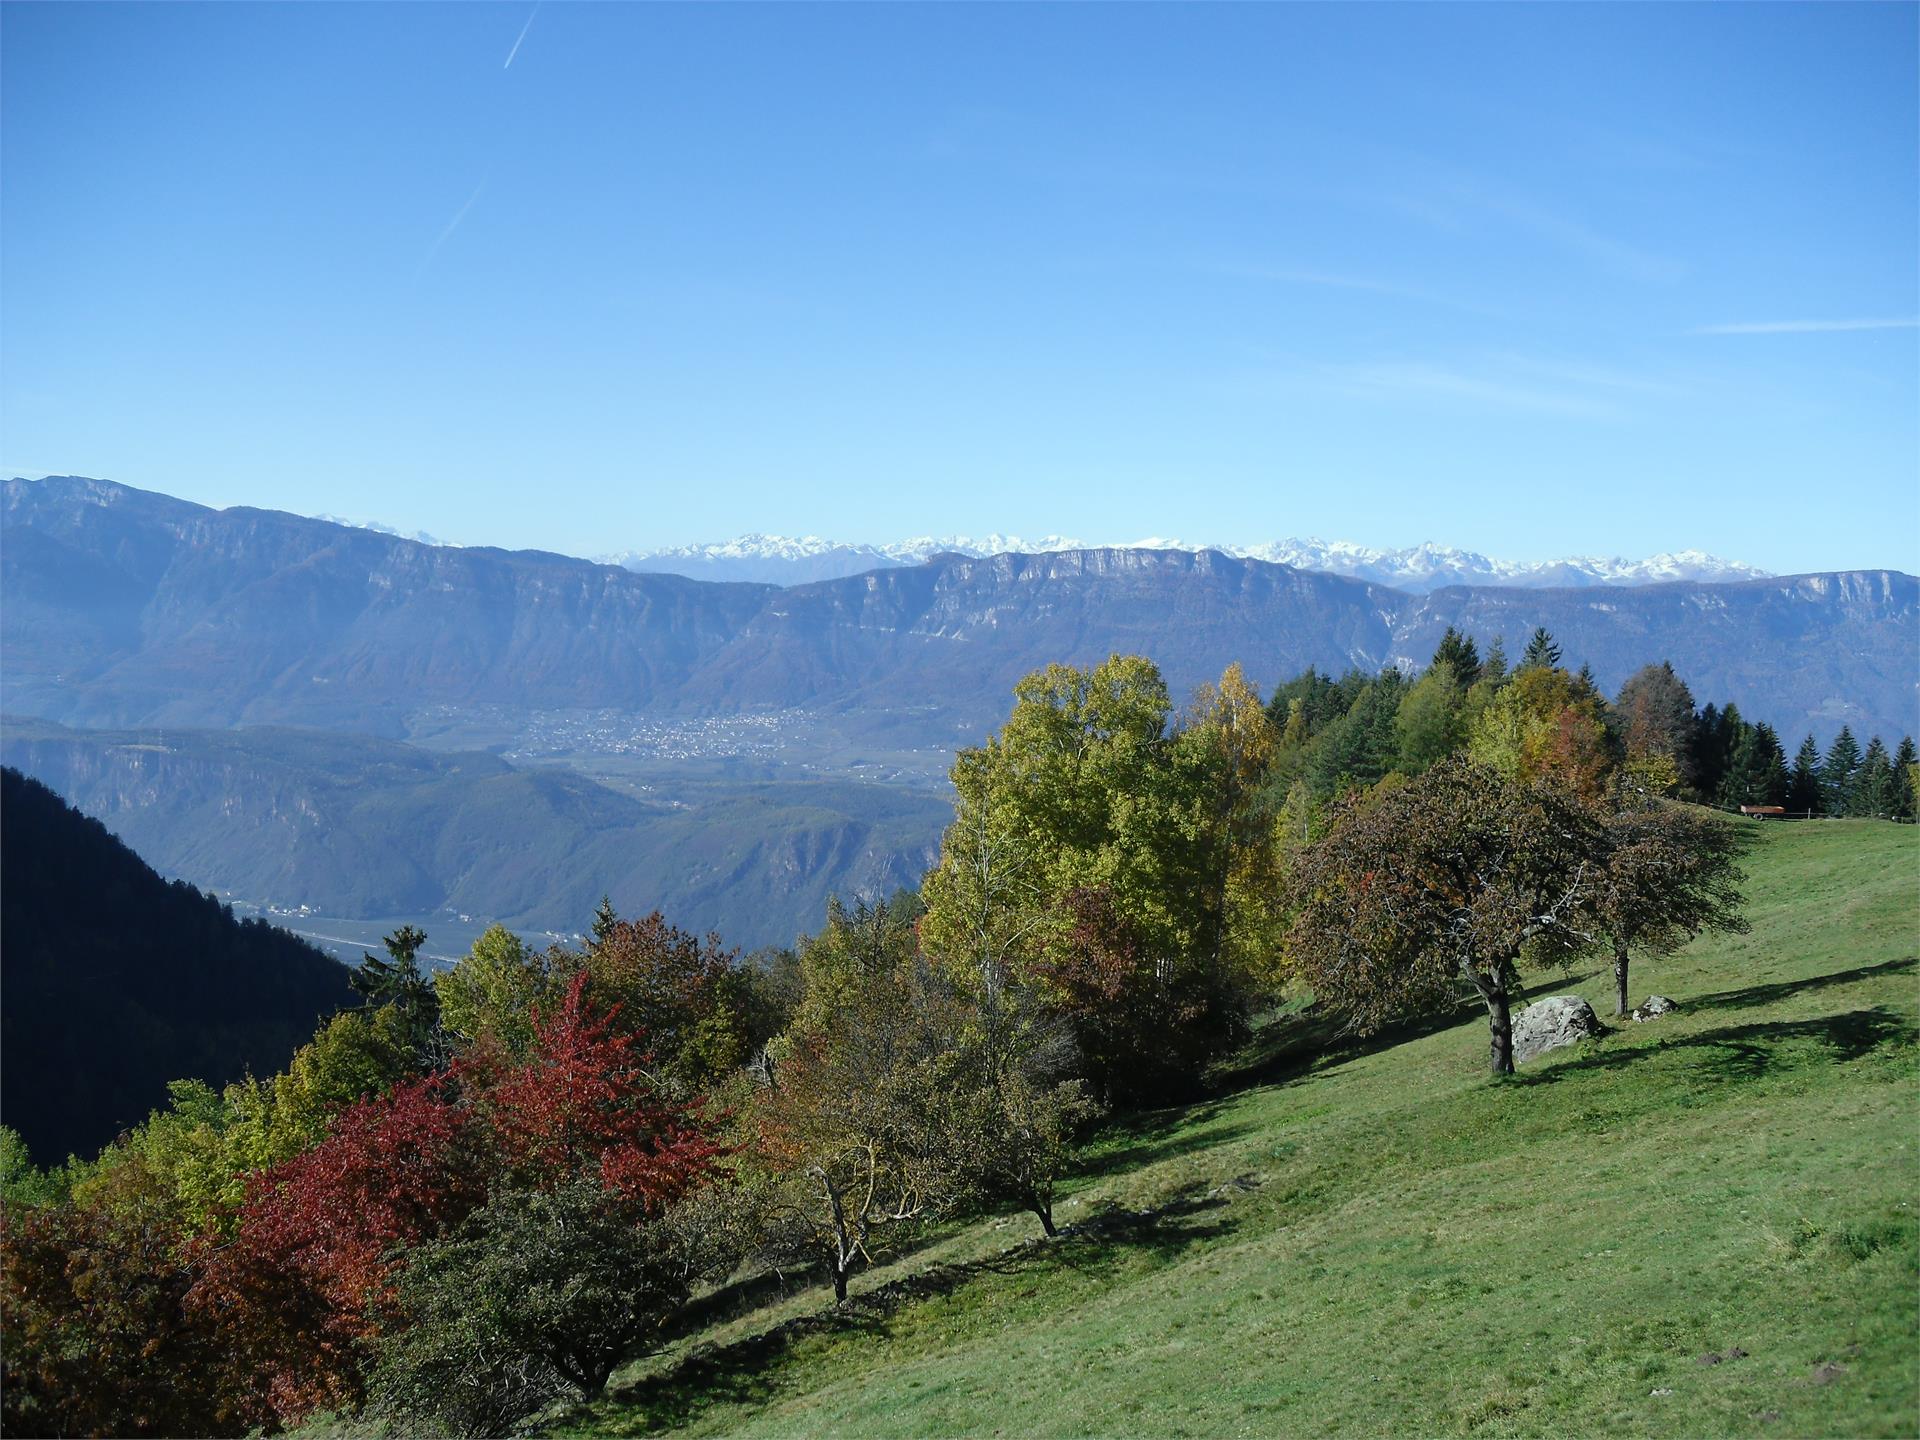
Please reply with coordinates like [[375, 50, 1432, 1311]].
[[552, 820, 1919, 1439]]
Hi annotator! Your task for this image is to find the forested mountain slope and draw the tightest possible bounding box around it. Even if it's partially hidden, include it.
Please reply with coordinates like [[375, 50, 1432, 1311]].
[[6, 476, 1914, 745], [0, 768, 357, 1164]]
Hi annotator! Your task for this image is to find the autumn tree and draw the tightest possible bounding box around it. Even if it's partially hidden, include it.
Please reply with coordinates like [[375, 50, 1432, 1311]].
[[1614, 662, 1699, 791], [1592, 794, 1749, 1015], [918, 655, 1240, 1102], [2, 1201, 246, 1437], [1286, 758, 1606, 1075], [1468, 664, 1616, 800], [1180, 662, 1284, 980], [583, 911, 757, 1095], [755, 898, 967, 1302]]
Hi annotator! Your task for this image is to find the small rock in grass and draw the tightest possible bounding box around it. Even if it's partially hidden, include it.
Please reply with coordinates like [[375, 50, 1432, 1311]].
[[1697, 1352, 1723, 1366], [1649, 1387, 1674, 1397], [1632, 995, 1678, 1022], [1755, 1410, 1781, 1423], [1513, 995, 1604, 1064], [1726, 1347, 1749, 1360], [1812, 1362, 1846, 1385]]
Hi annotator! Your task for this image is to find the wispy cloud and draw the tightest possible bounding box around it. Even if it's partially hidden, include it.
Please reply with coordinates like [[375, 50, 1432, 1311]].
[[1237, 352, 1675, 421], [1691, 317, 1919, 336], [1318, 361, 1624, 419], [504, 3, 540, 69], [418, 180, 488, 276]]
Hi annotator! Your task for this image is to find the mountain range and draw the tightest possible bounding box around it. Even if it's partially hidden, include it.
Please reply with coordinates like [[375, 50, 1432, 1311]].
[[5, 476, 1912, 747], [609, 533, 1771, 591]]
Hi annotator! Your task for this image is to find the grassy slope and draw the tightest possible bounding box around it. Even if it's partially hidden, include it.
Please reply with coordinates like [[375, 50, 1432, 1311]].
[[562, 821, 1919, 1439]]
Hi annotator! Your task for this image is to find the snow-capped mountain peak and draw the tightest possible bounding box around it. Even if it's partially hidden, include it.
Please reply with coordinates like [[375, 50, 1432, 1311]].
[[606, 533, 1770, 592]]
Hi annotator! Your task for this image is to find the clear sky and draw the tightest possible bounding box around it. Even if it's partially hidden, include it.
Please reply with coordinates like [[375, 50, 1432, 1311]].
[[3, 3, 1915, 571]]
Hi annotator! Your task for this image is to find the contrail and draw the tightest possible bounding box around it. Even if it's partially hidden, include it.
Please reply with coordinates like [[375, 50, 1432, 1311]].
[[419, 180, 488, 275], [504, 3, 540, 69]]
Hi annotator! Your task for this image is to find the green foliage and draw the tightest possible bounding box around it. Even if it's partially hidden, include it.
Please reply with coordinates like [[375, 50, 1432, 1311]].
[[559, 821, 1918, 1440], [1787, 733, 1825, 814], [436, 924, 563, 1059], [1852, 736, 1898, 819], [1287, 757, 1608, 1073], [1614, 661, 1699, 790], [919, 655, 1244, 1102], [370, 1181, 726, 1433], [1393, 667, 1468, 775], [1518, 626, 1562, 671], [1822, 726, 1863, 815], [1305, 668, 1407, 797]]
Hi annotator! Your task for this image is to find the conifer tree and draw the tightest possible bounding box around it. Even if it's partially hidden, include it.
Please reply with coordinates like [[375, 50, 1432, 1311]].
[[1893, 736, 1918, 822], [1822, 726, 1863, 816], [1787, 734, 1824, 815], [1518, 627, 1562, 671], [1853, 737, 1895, 818], [1429, 627, 1480, 687], [1478, 636, 1509, 686], [353, 926, 443, 1067]]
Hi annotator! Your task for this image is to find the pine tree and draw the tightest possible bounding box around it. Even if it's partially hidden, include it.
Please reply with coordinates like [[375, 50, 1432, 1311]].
[[1518, 627, 1562, 672], [1892, 736, 1918, 821], [1853, 737, 1895, 819], [1786, 734, 1824, 815], [1822, 726, 1863, 816]]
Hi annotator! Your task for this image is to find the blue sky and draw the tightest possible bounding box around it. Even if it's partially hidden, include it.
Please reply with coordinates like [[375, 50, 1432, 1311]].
[[3, 3, 1915, 571]]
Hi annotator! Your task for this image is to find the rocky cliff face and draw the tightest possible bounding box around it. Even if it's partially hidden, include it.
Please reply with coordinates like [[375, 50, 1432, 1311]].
[[6, 476, 1915, 745]]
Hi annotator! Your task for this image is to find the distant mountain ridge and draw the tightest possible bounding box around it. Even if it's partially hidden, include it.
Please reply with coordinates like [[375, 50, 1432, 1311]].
[[610, 531, 1770, 591], [5, 476, 1913, 746]]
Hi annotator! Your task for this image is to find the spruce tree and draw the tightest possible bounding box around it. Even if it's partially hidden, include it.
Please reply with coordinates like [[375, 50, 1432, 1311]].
[[1478, 636, 1508, 686], [1787, 734, 1824, 815], [1751, 723, 1788, 806], [1519, 627, 1562, 671], [1892, 737, 1918, 822], [1822, 726, 1863, 816], [1429, 627, 1480, 687], [1853, 737, 1895, 818]]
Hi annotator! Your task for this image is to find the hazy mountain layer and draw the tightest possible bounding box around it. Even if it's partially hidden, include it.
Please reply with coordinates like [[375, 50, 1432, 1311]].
[[6, 476, 1914, 746], [1, 718, 947, 949]]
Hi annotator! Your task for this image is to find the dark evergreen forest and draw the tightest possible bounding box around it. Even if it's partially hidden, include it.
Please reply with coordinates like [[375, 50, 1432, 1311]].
[[0, 767, 356, 1164]]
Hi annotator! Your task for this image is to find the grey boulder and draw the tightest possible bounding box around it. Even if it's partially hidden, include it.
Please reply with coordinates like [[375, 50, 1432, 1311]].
[[1513, 995, 1603, 1065], [1633, 995, 1678, 1022]]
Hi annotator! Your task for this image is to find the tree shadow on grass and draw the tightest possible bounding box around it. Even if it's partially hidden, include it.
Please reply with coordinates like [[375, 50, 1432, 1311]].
[[1074, 1102, 1260, 1180], [569, 1194, 1238, 1437], [1687, 955, 1917, 1015], [1511, 1006, 1915, 1088]]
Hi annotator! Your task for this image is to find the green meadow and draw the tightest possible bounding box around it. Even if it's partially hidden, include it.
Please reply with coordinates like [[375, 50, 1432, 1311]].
[[555, 818, 1919, 1439]]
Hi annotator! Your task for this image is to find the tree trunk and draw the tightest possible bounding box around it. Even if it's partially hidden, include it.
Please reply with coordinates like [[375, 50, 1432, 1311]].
[[1613, 941, 1630, 1017], [831, 1261, 849, 1304], [1474, 970, 1515, 1076], [1032, 1197, 1058, 1238]]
